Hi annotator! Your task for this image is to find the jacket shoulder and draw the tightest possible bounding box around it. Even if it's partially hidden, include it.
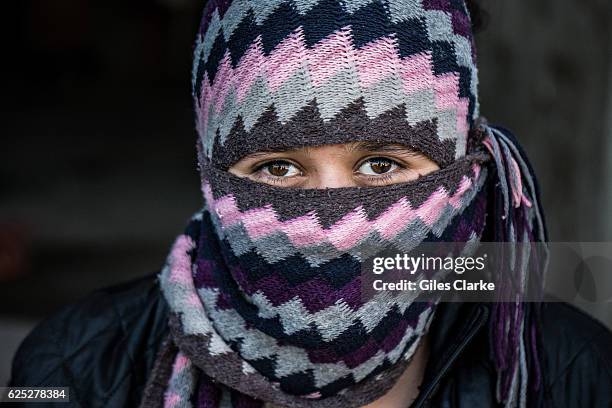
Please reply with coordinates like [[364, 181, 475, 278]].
[[540, 302, 612, 406], [9, 273, 169, 407]]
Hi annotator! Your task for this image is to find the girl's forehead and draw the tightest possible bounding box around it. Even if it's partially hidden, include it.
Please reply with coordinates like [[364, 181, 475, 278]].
[[233, 141, 424, 155]]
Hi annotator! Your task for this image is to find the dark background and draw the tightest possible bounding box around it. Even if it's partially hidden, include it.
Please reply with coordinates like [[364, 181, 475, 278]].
[[1, 0, 612, 384]]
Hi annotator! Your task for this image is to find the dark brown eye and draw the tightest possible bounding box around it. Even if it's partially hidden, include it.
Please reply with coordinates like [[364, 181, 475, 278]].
[[262, 161, 300, 177], [358, 158, 397, 175]]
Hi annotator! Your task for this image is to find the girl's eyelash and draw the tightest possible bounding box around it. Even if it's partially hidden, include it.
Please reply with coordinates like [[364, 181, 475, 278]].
[[253, 161, 275, 173], [355, 157, 406, 177], [251, 161, 300, 185], [253, 160, 295, 172], [361, 173, 397, 185], [251, 172, 293, 185], [357, 157, 406, 170]]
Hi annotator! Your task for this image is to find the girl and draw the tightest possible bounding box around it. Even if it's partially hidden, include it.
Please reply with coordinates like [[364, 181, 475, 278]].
[[11, 1, 612, 407]]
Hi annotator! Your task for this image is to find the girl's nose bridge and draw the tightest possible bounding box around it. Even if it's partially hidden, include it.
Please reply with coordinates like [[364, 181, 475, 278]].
[[314, 168, 355, 188], [308, 147, 357, 188]]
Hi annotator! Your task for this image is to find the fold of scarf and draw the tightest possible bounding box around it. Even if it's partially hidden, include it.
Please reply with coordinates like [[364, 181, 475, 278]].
[[140, 153, 492, 408]]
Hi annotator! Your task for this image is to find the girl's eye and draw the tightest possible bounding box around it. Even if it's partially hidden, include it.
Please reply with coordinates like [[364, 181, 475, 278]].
[[357, 158, 399, 176], [260, 161, 301, 177]]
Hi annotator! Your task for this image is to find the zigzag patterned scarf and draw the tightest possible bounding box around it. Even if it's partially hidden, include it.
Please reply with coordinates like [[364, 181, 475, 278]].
[[141, 154, 489, 408], [140, 1, 548, 406]]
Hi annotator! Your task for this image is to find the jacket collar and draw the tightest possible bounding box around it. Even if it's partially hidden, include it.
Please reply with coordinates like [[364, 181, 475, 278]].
[[412, 302, 491, 407]]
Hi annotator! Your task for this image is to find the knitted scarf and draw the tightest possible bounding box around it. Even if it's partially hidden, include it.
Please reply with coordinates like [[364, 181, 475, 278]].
[[140, 1, 548, 407]]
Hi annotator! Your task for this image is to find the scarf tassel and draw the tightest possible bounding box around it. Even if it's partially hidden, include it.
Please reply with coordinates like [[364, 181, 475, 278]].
[[478, 122, 548, 408]]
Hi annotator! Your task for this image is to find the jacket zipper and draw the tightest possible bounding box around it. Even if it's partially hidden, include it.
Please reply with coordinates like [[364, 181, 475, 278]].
[[411, 304, 489, 408]]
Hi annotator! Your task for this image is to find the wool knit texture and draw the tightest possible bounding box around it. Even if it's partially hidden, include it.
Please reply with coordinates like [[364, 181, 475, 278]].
[[142, 166, 489, 408], [140, 1, 548, 408], [193, 0, 479, 167]]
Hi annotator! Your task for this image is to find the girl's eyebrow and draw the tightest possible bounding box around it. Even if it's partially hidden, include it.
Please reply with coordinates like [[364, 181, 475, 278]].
[[242, 150, 299, 160], [241, 142, 421, 160], [244, 151, 276, 159], [244, 146, 315, 158], [346, 141, 421, 156]]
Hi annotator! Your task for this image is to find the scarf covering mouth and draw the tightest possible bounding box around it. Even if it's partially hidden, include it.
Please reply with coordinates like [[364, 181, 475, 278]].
[[140, 1, 548, 407]]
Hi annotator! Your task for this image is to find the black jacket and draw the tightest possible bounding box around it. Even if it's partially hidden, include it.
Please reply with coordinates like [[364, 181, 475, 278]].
[[9, 273, 612, 407]]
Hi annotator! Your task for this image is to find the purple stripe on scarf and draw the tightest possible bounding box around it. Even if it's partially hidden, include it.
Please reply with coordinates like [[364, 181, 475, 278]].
[[305, 315, 414, 368], [230, 390, 264, 408], [307, 337, 379, 368], [194, 258, 217, 289], [230, 266, 363, 312], [451, 10, 472, 38], [196, 375, 221, 408], [380, 318, 412, 353], [422, 0, 455, 13]]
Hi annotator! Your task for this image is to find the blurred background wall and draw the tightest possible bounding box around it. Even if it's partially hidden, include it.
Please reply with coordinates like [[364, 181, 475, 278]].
[[1, 0, 611, 385], [477, 0, 612, 335]]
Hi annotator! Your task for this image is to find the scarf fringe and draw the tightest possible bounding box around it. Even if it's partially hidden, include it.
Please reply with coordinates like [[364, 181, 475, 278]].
[[140, 335, 181, 408], [476, 120, 548, 408]]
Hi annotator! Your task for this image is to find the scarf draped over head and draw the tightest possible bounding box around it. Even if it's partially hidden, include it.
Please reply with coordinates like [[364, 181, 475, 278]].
[[140, 1, 548, 407]]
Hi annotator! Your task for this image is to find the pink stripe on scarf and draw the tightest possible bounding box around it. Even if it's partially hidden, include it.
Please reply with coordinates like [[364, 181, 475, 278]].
[[448, 176, 473, 208], [434, 73, 460, 110], [163, 392, 180, 408], [198, 71, 213, 137], [169, 235, 196, 284], [326, 207, 370, 250], [415, 187, 450, 226], [212, 195, 243, 226], [308, 26, 356, 87], [211, 52, 235, 115], [282, 213, 327, 246], [509, 156, 523, 208], [400, 52, 435, 94], [173, 354, 190, 372], [233, 36, 266, 103], [373, 197, 416, 240], [242, 206, 283, 239], [266, 28, 307, 92], [355, 35, 401, 88], [455, 98, 469, 135]]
